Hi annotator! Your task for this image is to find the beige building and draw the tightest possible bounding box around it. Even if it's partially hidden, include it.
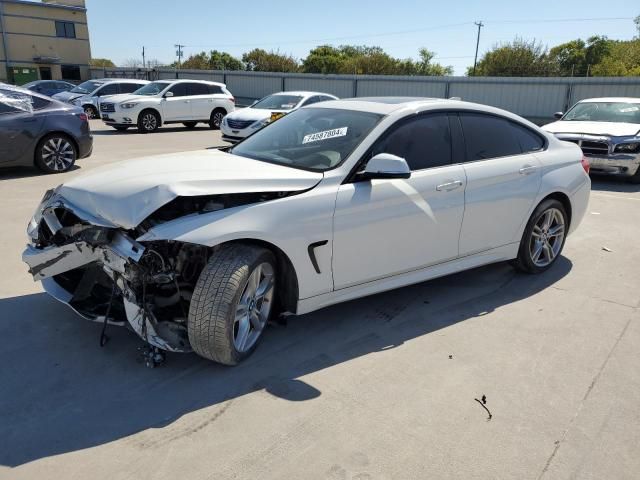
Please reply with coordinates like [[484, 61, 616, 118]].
[[0, 0, 90, 84]]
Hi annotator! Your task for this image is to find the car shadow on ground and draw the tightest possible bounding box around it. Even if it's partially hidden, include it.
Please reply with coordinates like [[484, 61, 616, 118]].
[[91, 126, 215, 136], [0, 165, 81, 181], [0, 258, 572, 466], [590, 176, 640, 193]]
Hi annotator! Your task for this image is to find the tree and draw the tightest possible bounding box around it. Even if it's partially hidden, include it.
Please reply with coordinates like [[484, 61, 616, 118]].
[[242, 49, 298, 72], [412, 48, 453, 76], [180, 50, 244, 70], [469, 38, 554, 76], [548, 39, 587, 76], [89, 58, 115, 68], [635, 15, 640, 38]]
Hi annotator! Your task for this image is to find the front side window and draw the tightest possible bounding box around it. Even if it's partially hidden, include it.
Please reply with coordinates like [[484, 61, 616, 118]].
[[133, 81, 171, 96], [252, 94, 304, 111], [230, 108, 382, 172], [186, 83, 209, 96], [459, 113, 523, 161], [97, 83, 118, 96], [372, 114, 452, 171], [55, 21, 76, 38], [167, 83, 187, 97], [563, 101, 640, 123]]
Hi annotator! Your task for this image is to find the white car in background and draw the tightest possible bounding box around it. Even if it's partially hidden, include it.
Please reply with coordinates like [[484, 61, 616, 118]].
[[543, 97, 640, 183], [22, 98, 590, 366], [221, 91, 338, 142], [52, 78, 149, 119], [99, 79, 235, 133]]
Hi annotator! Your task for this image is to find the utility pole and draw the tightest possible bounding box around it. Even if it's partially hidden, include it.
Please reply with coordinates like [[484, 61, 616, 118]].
[[142, 46, 146, 69], [175, 44, 184, 69], [472, 21, 484, 76]]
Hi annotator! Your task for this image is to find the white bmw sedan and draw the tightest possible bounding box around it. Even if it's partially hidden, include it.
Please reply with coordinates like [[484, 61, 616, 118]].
[[23, 97, 590, 365], [220, 91, 338, 143]]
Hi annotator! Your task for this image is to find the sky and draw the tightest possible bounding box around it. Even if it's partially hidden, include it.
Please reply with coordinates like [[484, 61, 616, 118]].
[[86, 0, 639, 75]]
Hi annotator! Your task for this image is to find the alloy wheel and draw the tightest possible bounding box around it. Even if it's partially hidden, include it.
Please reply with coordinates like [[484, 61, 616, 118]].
[[529, 207, 565, 267], [41, 137, 75, 171], [142, 113, 157, 131], [233, 262, 275, 353], [212, 111, 224, 128]]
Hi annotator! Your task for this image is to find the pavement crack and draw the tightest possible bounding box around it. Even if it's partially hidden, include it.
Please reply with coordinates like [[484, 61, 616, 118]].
[[537, 314, 634, 479]]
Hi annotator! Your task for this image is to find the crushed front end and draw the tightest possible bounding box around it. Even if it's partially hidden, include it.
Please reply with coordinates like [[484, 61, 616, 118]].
[[22, 188, 210, 353]]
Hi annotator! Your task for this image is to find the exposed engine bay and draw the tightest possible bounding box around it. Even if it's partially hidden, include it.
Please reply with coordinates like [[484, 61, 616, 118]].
[[22, 190, 294, 355]]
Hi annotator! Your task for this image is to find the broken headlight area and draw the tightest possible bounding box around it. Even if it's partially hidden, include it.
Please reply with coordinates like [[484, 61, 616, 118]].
[[23, 203, 212, 352]]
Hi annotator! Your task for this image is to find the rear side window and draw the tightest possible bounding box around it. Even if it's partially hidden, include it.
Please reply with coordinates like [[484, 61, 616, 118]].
[[373, 113, 452, 171], [120, 83, 142, 94], [208, 85, 224, 95], [510, 123, 545, 152], [31, 96, 50, 110], [460, 113, 522, 161], [186, 83, 209, 96], [168, 83, 187, 97]]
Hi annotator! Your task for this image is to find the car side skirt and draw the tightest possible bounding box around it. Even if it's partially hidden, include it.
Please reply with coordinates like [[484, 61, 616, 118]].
[[296, 242, 519, 315]]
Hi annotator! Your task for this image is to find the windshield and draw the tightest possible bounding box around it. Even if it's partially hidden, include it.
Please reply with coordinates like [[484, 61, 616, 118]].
[[252, 94, 304, 110], [230, 108, 382, 172], [70, 80, 103, 94], [132, 81, 171, 96], [563, 102, 640, 123]]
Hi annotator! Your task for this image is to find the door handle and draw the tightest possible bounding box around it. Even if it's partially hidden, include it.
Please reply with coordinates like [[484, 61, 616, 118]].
[[436, 180, 463, 191], [519, 165, 537, 175]]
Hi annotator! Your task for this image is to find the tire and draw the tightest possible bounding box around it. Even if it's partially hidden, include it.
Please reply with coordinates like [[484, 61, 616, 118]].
[[209, 108, 226, 130], [183, 121, 198, 129], [113, 126, 129, 132], [188, 244, 276, 365], [34, 133, 77, 173], [628, 166, 640, 184], [137, 109, 160, 133], [512, 199, 568, 274], [83, 105, 98, 119]]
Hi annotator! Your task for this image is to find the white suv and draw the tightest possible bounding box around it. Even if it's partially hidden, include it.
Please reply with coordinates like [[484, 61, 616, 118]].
[[99, 79, 235, 133]]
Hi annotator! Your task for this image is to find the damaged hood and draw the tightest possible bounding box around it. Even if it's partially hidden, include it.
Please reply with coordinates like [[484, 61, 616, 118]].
[[543, 120, 640, 137], [57, 149, 323, 229]]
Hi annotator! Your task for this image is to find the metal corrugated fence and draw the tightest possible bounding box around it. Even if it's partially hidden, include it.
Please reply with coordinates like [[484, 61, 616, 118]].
[[91, 67, 640, 124]]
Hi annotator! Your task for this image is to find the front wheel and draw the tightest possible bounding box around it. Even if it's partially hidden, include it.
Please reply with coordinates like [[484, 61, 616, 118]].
[[188, 244, 276, 365], [137, 110, 160, 133], [84, 105, 98, 119], [513, 199, 567, 274]]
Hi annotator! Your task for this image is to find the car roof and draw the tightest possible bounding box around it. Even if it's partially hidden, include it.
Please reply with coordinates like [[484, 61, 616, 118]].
[[270, 91, 337, 97], [161, 79, 225, 86], [578, 97, 640, 104]]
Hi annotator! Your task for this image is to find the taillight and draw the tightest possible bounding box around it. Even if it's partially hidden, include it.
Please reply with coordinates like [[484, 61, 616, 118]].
[[581, 155, 590, 174], [78, 113, 88, 122], [230, 97, 235, 104]]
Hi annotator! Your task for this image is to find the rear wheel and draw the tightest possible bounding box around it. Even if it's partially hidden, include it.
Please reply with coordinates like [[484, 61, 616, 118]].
[[183, 121, 198, 129], [513, 199, 567, 274], [35, 134, 77, 173], [209, 108, 226, 130], [137, 109, 160, 133], [188, 244, 276, 365]]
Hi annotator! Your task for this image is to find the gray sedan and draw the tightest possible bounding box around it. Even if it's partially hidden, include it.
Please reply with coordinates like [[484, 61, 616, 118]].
[[0, 83, 93, 174]]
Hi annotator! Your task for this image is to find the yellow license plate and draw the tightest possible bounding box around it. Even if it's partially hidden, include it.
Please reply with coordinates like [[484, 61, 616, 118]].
[[270, 112, 285, 122]]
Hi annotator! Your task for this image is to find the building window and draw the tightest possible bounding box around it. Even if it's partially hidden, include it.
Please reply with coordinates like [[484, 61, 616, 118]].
[[55, 21, 76, 39], [61, 65, 81, 81]]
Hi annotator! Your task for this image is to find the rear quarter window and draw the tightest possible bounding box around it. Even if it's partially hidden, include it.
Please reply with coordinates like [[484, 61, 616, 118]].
[[460, 113, 523, 161]]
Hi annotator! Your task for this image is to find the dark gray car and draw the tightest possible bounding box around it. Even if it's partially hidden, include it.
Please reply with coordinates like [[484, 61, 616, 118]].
[[0, 84, 92, 174]]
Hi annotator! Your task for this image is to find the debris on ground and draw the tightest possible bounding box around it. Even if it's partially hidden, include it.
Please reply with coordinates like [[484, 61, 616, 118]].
[[602, 246, 613, 252], [474, 395, 492, 420]]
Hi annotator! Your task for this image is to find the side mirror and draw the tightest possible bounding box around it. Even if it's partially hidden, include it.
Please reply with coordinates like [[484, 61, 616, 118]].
[[164, 91, 174, 98], [357, 153, 411, 181], [553, 111, 563, 119]]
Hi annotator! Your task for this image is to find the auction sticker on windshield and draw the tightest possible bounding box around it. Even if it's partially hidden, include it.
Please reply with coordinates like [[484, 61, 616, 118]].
[[303, 127, 348, 144]]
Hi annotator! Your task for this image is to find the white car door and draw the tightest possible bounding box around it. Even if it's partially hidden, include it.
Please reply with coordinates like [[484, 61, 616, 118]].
[[456, 113, 544, 256], [161, 83, 192, 121], [332, 113, 466, 289]]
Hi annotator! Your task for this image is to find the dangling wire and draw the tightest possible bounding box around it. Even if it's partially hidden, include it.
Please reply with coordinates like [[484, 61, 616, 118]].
[[99, 282, 117, 347]]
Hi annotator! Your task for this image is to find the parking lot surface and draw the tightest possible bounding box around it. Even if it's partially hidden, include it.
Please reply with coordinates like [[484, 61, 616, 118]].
[[1, 121, 638, 479]]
